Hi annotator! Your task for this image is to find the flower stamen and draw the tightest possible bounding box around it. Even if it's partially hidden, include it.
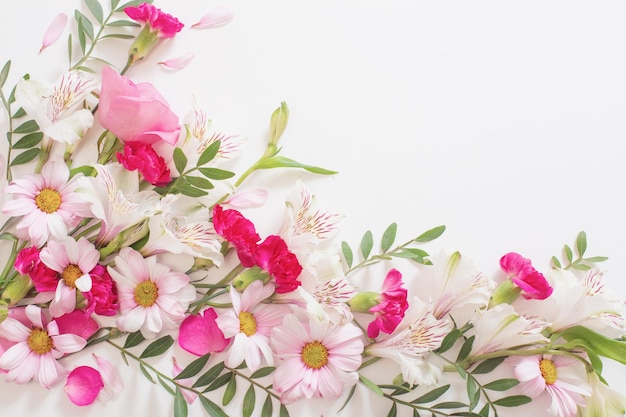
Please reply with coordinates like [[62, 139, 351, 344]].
[[61, 264, 83, 289], [539, 358, 557, 385], [27, 328, 53, 354], [239, 311, 257, 336], [301, 341, 328, 369], [35, 188, 62, 213], [134, 280, 158, 307]]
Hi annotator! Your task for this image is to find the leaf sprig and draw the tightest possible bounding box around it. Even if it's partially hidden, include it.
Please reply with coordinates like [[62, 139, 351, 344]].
[[551, 231, 608, 270]]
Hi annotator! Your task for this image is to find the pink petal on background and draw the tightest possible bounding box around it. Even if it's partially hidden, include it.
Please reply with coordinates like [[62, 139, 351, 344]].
[[157, 52, 195, 71], [222, 188, 268, 209], [64, 366, 104, 406], [40, 13, 68, 54], [172, 357, 197, 404], [93, 354, 124, 398], [191, 6, 235, 29]]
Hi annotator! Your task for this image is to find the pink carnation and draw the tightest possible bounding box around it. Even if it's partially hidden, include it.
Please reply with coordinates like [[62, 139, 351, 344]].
[[212, 205, 261, 267], [254, 235, 302, 294], [14, 246, 57, 292], [117, 143, 171, 187], [500, 252, 553, 300], [85, 265, 119, 316], [367, 269, 408, 338], [124, 3, 183, 38]]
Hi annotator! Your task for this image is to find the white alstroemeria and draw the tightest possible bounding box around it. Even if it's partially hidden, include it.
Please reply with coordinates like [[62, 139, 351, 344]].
[[580, 371, 626, 417], [77, 163, 160, 246], [15, 71, 97, 144], [408, 250, 495, 321], [365, 297, 452, 386], [140, 194, 223, 265], [469, 303, 550, 357], [514, 268, 625, 338], [179, 103, 245, 171]]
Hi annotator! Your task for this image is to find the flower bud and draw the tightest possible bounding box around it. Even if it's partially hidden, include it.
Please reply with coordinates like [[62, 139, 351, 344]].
[[99, 220, 149, 260], [232, 266, 270, 292], [268, 102, 289, 148], [489, 279, 522, 307], [347, 291, 380, 313], [2, 275, 33, 305]]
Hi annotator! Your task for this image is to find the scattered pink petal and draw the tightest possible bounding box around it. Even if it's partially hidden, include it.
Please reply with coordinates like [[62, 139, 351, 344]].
[[178, 308, 230, 356], [172, 357, 197, 403], [40, 13, 68, 54], [64, 366, 104, 406], [191, 6, 235, 29], [158, 52, 195, 71], [222, 188, 268, 209], [93, 354, 124, 398]]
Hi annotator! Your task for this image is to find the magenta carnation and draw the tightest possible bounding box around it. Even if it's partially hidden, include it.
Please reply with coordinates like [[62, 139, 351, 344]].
[[254, 235, 302, 294], [124, 3, 183, 38], [85, 265, 119, 317], [500, 252, 553, 300], [117, 143, 171, 187], [212, 205, 261, 267], [367, 269, 408, 338]]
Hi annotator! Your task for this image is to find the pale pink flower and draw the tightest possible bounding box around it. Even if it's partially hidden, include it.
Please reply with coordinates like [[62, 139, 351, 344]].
[[158, 52, 194, 71], [40, 13, 68, 54], [191, 6, 235, 29], [216, 281, 289, 372], [271, 314, 364, 404], [108, 247, 196, 338], [39, 236, 100, 317], [2, 158, 91, 246], [509, 354, 591, 417], [0, 305, 86, 388]]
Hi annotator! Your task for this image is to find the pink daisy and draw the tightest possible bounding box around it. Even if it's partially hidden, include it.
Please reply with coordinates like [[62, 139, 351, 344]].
[[39, 236, 100, 317], [271, 314, 364, 404], [510, 354, 591, 417], [107, 247, 196, 338], [215, 281, 289, 372], [2, 158, 91, 247], [0, 305, 86, 388]]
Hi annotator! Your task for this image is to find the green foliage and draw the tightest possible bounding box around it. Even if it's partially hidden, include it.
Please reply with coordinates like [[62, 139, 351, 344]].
[[139, 335, 175, 358], [552, 231, 608, 270]]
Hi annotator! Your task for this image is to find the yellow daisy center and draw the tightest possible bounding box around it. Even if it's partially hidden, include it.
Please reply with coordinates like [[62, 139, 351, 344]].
[[134, 280, 158, 307], [301, 341, 328, 369], [239, 311, 257, 336], [28, 328, 53, 355], [35, 188, 62, 214], [61, 264, 83, 289], [539, 358, 557, 385]]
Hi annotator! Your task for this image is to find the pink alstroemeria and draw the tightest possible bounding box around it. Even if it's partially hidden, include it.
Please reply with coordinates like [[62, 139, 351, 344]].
[[212, 205, 261, 267], [500, 252, 553, 300], [125, 3, 183, 38], [191, 6, 234, 29], [254, 235, 303, 294], [0, 305, 86, 388], [367, 269, 409, 338], [39, 13, 68, 54], [64, 366, 104, 406], [178, 308, 229, 356], [117, 142, 172, 186], [158, 52, 194, 71]]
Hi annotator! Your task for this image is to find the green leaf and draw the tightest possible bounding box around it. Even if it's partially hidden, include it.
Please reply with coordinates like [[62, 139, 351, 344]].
[[411, 384, 450, 404], [381, 222, 397, 252], [174, 354, 210, 380], [250, 366, 275, 379], [139, 363, 155, 383], [111, 0, 121, 10], [576, 231, 587, 257], [174, 147, 188, 173], [386, 402, 397, 417], [222, 374, 236, 406], [482, 378, 519, 391], [12, 132, 43, 149], [255, 155, 337, 175], [197, 141, 221, 166], [68, 33, 73, 67], [560, 325, 626, 364], [204, 372, 232, 392], [492, 395, 532, 407], [279, 404, 290, 417], [415, 225, 446, 242], [570, 262, 591, 271], [176, 184, 209, 197], [139, 335, 175, 358], [193, 362, 225, 388], [10, 148, 39, 166], [359, 374, 384, 396], [456, 335, 475, 362], [85, 0, 104, 23], [101, 33, 136, 40], [77, 16, 87, 53], [466, 376, 480, 410], [432, 401, 466, 409], [551, 256, 562, 269], [583, 256, 608, 263], [158, 374, 176, 395], [75, 10, 95, 41], [478, 403, 490, 417], [564, 244, 573, 263], [242, 384, 256, 417], [360, 230, 374, 259], [0, 60, 10, 88], [472, 357, 506, 374], [199, 396, 229, 417], [437, 328, 461, 354], [261, 395, 273, 417], [185, 175, 214, 189], [107, 19, 141, 27], [337, 385, 356, 413], [413, 409, 420, 417], [0, 232, 18, 242], [341, 241, 353, 268], [174, 388, 188, 417], [74, 65, 96, 74], [13, 119, 39, 134], [198, 167, 235, 180], [12, 107, 26, 118]]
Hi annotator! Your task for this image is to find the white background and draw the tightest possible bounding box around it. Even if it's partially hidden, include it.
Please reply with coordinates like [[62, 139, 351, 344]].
[[1, 1, 625, 416]]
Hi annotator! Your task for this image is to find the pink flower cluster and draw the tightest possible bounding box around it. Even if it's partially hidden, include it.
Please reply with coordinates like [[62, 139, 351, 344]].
[[500, 252, 553, 300]]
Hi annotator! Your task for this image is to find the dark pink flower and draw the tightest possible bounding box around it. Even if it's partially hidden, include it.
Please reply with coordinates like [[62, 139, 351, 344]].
[[254, 235, 302, 294], [367, 269, 409, 338], [500, 252, 553, 300], [14, 246, 57, 292], [64, 366, 104, 406], [178, 308, 230, 356], [85, 265, 119, 316], [212, 205, 261, 267], [117, 143, 171, 186], [125, 3, 184, 38], [55, 310, 100, 341], [98, 66, 181, 146]]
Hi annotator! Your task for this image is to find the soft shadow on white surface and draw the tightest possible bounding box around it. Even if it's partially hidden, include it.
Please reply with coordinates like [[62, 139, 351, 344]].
[[0, 1, 625, 416]]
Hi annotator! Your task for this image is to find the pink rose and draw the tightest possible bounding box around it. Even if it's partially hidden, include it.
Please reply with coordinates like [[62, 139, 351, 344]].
[[117, 143, 171, 186], [125, 3, 184, 38], [98, 66, 181, 146], [500, 252, 553, 300]]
